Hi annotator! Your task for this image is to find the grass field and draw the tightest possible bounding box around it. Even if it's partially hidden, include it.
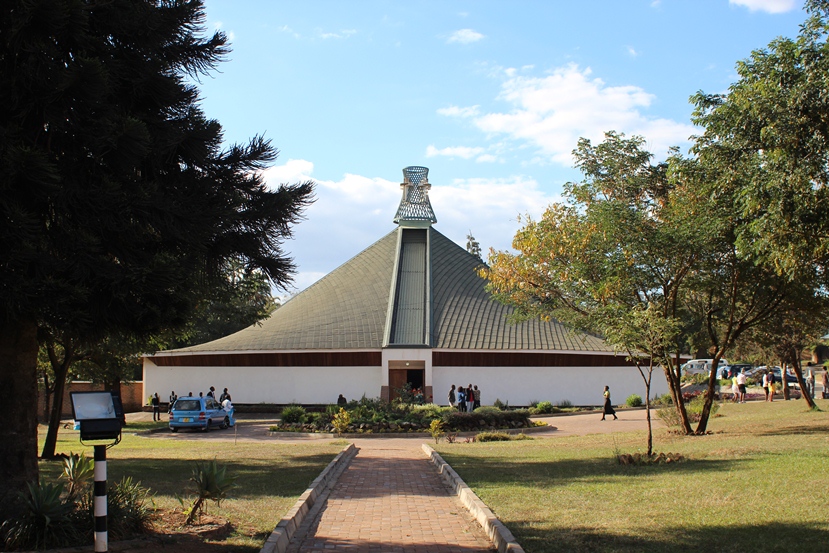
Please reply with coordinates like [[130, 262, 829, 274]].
[[436, 399, 829, 553], [37, 421, 345, 550]]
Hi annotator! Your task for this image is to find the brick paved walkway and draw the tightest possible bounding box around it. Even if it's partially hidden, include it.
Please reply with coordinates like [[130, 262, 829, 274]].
[[286, 441, 495, 552]]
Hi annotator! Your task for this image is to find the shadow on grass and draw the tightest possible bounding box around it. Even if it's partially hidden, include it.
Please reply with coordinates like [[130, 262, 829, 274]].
[[510, 521, 829, 553], [53, 454, 343, 498], [439, 453, 735, 488], [757, 422, 829, 437]]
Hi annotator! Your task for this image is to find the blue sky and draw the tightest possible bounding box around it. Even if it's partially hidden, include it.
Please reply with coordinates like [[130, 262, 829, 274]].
[[198, 0, 807, 295]]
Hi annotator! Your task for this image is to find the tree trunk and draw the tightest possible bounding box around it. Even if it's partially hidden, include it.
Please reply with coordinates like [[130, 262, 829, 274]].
[[663, 362, 692, 433], [695, 352, 724, 434], [0, 318, 40, 520], [781, 357, 791, 400], [791, 359, 816, 410], [41, 370, 52, 423], [40, 349, 72, 459]]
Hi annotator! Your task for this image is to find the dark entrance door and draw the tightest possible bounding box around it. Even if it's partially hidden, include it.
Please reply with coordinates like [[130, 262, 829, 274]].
[[387, 360, 426, 401]]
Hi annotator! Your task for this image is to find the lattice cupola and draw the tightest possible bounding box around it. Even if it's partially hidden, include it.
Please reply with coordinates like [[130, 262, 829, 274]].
[[393, 166, 437, 226]]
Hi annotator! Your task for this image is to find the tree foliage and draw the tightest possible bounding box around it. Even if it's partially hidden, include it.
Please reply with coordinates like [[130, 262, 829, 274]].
[[0, 0, 313, 515]]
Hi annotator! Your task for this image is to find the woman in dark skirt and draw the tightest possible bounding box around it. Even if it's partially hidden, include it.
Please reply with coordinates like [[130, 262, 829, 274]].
[[601, 385, 618, 421]]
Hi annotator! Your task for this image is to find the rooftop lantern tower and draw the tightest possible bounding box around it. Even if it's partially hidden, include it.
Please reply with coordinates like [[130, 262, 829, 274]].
[[393, 166, 437, 227]]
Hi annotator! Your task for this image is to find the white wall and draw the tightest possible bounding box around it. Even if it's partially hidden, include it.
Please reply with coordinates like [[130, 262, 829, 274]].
[[432, 365, 669, 407], [143, 359, 382, 404], [144, 357, 669, 407]]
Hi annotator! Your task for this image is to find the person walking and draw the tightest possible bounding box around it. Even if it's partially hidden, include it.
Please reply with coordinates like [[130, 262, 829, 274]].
[[151, 393, 161, 421], [601, 386, 617, 421]]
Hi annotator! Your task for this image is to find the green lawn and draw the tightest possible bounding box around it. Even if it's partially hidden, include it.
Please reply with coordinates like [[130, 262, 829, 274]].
[[38, 421, 344, 550], [436, 400, 829, 553]]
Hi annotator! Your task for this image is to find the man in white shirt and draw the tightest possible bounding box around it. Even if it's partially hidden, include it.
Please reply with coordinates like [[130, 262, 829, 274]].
[[736, 371, 748, 403]]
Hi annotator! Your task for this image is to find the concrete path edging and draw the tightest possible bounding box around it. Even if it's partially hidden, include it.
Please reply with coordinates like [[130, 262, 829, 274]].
[[422, 444, 525, 553], [259, 443, 358, 553]]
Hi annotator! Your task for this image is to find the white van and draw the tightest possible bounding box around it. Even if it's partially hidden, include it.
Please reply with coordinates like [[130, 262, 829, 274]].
[[682, 358, 728, 375]]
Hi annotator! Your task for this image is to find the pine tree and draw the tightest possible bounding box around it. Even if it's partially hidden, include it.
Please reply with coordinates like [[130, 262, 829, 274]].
[[0, 0, 313, 516]]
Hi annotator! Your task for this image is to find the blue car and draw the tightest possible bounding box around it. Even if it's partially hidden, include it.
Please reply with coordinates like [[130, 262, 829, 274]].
[[169, 396, 234, 432]]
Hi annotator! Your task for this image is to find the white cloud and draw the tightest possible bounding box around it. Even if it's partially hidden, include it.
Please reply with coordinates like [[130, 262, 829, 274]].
[[627, 46, 639, 57], [437, 105, 480, 118], [425, 145, 485, 159], [319, 29, 357, 39], [463, 64, 695, 165], [447, 29, 485, 44], [277, 25, 300, 39], [476, 154, 497, 163], [729, 0, 799, 13]]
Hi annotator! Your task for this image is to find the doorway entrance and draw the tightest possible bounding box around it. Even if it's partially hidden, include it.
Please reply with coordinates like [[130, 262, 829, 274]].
[[386, 360, 427, 401]]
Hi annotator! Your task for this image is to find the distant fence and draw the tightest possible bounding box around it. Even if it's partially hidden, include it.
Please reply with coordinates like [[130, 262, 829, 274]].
[[37, 381, 144, 421]]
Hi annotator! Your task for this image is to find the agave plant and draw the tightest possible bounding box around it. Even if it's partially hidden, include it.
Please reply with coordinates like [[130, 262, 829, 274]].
[[61, 452, 94, 501], [185, 460, 237, 525], [0, 480, 81, 550]]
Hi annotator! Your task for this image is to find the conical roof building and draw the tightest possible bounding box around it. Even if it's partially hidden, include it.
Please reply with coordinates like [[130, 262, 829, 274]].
[[144, 167, 657, 406]]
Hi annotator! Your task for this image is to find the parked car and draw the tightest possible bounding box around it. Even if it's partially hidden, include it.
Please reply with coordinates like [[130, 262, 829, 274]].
[[683, 358, 729, 376], [771, 367, 800, 387], [169, 396, 233, 432], [724, 363, 755, 379]]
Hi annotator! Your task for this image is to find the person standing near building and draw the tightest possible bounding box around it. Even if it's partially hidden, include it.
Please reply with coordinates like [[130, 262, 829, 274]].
[[448, 384, 456, 408], [822, 369, 829, 399], [219, 388, 231, 402], [601, 386, 617, 421], [168, 390, 177, 413], [736, 370, 747, 403], [473, 385, 481, 410], [151, 393, 161, 421]]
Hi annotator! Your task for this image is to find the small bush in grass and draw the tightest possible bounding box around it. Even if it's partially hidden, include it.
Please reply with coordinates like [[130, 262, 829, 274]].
[[332, 408, 351, 435], [281, 405, 307, 424], [686, 394, 719, 421], [428, 419, 445, 444], [476, 431, 512, 442], [183, 460, 237, 525], [535, 401, 554, 414], [82, 477, 153, 540], [626, 394, 643, 408], [1, 480, 81, 550]]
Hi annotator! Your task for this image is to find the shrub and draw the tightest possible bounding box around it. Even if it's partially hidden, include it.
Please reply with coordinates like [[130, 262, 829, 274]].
[[476, 431, 512, 442], [626, 394, 643, 408], [686, 394, 719, 422], [428, 419, 444, 444], [332, 408, 352, 435], [61, 452, 93, 501], [81, 477, 154, 540], [1, 480, 81, 551], [184, 460, 237, 525], [555, 399, 573, 409], [535, 401, 554, 414], [493, 398, 508, 410], [652, 393, 673, 406], [281, 405, 307, 424]]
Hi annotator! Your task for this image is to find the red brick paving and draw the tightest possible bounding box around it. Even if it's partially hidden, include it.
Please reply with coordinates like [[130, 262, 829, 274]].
[[286, 442, 495, 552]]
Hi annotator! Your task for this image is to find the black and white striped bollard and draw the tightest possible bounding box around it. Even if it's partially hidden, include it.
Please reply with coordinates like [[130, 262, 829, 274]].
[[94, 444, 108, 552]]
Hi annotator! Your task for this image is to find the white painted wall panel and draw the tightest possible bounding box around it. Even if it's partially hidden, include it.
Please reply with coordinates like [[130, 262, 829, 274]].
[[143, 359, 382, 405], [432, 365, 670, 407]]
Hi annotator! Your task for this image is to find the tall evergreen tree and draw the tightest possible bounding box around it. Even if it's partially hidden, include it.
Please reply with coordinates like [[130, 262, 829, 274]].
[[0, 0, 313, 515]]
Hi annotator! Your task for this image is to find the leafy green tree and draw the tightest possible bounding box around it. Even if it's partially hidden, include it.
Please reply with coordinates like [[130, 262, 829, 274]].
[[483, 132, 700, 435], [0, 0, 313, 516], [691, 0, 829, 275]]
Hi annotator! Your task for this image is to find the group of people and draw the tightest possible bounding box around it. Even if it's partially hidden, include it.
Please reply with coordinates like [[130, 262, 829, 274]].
[[448, 384, 481, 412], [151, 386, 234, 421]]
